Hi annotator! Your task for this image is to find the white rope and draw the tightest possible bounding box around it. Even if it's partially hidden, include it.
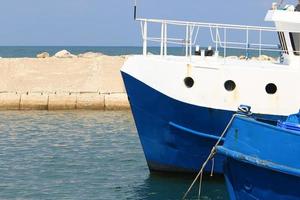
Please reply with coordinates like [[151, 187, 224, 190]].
[[182, 114, 239, 200], [210, 158, 215, 177]]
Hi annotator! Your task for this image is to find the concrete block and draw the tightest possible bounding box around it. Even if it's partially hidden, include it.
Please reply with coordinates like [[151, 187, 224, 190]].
[[20, 93, 48, 110], [0, 93, 21, 110], [76, 93, 105, 110], [104, 93, 130, 110], [48, 93, 77, 110]]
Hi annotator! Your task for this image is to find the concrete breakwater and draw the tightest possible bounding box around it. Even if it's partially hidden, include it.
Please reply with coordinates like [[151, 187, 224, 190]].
[[0, 54, 130, 110], [0, 92, 129, 110]]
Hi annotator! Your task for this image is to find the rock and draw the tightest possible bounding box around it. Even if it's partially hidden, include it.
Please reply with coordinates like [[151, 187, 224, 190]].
[[36, 52, 50, 58], [257, 55, 276, 62], [54, 50, 77, 58], [269, 57, 276, 62], [239, 55, 246, 60], [258, 55, 270, 61], [78, 52, 103, 58], [251, 57, 259, 61]]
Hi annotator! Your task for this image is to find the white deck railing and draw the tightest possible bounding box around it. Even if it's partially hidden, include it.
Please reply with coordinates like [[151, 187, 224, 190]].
[[137, 18, 283, 57]]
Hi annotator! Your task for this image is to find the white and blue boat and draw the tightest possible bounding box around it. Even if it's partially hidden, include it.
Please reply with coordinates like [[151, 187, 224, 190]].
[[121, 2, 300, 173], [217, 111, 300, 199]]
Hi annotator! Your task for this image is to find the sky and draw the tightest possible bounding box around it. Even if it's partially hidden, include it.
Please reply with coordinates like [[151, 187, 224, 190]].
[[0, 0, 297, 46]]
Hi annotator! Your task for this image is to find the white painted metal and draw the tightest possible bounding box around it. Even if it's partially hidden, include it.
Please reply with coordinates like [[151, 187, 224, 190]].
[[143, 21, 147, 56], [121, 6, 300, 118], [160, 23, 164, 56], [137, 9, 300, 58]]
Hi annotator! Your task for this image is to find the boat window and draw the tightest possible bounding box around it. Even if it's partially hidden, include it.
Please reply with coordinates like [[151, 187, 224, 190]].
[[184, 77, 194, 88], [265, 83, 277, 94], [224, 80, 236, 91], [289, 32, 300, 56]]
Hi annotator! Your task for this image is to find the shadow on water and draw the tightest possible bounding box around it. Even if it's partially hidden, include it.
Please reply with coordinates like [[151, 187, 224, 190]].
[[134, 172, 229, 200]]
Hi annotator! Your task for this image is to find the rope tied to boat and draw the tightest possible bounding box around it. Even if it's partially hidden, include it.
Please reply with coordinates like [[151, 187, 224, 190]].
[[182, 113, 240, 200]]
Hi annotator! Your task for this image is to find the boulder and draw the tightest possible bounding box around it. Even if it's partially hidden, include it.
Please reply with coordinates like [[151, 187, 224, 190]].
[[258, 55, 270, 61], [36, 52, 50, 58], [239, 55, 246, 60], [54, 50, 77, 58], [78, 52, 103, 58]]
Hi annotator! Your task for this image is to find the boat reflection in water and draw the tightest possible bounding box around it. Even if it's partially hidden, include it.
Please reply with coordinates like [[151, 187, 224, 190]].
[[133, 173, 228, 200]]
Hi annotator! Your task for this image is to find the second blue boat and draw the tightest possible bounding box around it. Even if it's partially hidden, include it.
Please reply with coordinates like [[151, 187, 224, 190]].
[[217, 112, 300, 200]]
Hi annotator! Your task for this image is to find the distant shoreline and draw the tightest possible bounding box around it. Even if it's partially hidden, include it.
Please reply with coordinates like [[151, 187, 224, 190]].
[[0, 46, 281, 58]]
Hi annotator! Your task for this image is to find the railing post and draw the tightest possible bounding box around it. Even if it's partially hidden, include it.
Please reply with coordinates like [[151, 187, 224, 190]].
[[224, 28, 227, 58], [189, 25, 193, 57], [185, 25, 189, 56], [164, 23, 168, 56], [246, 28, 249, 58], [259, 29, 262, 57], [215, 27, 219, 57], [160, 23, 164, 56], [143, 21, 148, 56]]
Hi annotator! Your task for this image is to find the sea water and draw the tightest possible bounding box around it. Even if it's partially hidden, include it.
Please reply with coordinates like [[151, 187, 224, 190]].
[[0, 46, 280, 58], [0, 111, 228, 200]]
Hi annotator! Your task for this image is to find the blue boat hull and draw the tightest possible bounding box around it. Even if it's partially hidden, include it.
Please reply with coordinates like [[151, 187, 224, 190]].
[[218, 116, 300, 199], [121, 72, 286, 173], [224, 158, 300, 200]]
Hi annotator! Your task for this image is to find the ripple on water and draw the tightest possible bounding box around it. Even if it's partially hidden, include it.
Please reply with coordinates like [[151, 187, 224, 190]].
[[0, 111, 228, 200]]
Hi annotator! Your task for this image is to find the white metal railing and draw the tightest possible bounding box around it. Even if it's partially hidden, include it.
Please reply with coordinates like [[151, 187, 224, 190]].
[[137, 18, 297, 58]]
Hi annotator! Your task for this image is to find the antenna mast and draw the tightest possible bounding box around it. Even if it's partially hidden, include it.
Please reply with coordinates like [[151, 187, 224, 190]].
[[134, 0, 137, 20]]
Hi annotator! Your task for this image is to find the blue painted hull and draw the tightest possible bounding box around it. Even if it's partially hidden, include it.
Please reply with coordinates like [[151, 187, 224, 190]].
[[121, 72, 286, 173], [218, 116, 300, 199], [223, 158, 300, 200]]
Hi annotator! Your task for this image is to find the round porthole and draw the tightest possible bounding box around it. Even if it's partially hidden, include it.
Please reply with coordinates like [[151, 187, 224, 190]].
[[265, 83, 277, 94], [224, 80, 236, 91], [184, 77, 194, 88]]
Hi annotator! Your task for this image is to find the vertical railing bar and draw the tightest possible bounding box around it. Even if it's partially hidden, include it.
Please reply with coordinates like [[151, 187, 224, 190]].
[[215, 26, 218, 56], [186, 24, 189, 57], [259, 29, 262, 57], [143, 21, 148, 56], [164, 23, 168, 56], [246, 28, 249, 58], [160, 23, 164, 56], [140, 21, 144, 38], [224, 28, 227, 58], [189, 25, 194, 57]]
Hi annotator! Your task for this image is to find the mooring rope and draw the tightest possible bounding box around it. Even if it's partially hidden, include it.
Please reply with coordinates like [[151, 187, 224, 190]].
[[182, 114, 239, 200]]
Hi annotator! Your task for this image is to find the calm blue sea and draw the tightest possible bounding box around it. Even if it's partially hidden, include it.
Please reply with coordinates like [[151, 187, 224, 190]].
[[0, 111, 228, 200], [0, 46, 280, 58]]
